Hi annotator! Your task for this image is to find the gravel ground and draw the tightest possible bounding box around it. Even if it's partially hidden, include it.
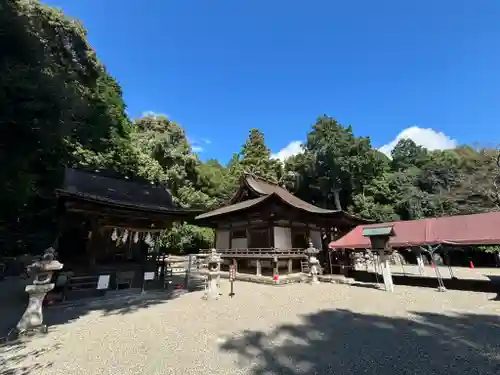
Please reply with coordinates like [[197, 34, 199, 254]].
[[2, 281, 499, 375]]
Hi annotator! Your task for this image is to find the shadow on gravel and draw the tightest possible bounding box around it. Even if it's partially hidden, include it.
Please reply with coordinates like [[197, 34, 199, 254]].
[[0, 341, 60, 375], [350, 282, 381, 290], [44, 288, 193, 329], [351, 270, 500, 293], [220, 309, 500, 375], [1, 273, 207, 337]]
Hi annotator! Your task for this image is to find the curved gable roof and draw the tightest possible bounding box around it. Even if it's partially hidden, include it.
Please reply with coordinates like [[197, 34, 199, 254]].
[[196, 173, 370, 224]]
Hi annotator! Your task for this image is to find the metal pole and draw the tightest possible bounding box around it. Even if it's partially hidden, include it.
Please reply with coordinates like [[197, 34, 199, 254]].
[[400, 261, 406, 276], [229, 265, 235, 297], [444, 250, 456, 279], [422, 245, 446, 291], [229, 279, 235, 298]]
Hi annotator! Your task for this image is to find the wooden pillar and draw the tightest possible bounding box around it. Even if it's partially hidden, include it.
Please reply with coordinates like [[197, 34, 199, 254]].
[[86, 219, 98, 270], [256, 259, 262, 276], [287, 259, 293, 274], [87, 231, 96, 269], [268, 221, 275, 248]]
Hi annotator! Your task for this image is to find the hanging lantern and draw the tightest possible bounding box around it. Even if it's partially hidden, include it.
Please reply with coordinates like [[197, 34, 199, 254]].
[[121, 229, 129, 244], [133, 232, 139, 243], [111, 228, 118, 241]]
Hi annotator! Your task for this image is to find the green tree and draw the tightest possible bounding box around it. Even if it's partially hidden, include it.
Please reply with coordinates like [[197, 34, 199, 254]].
[[286, 116, 388, 211], [197, 159, 236, 204], [0, 0, 133, 254], [391, 139, 428, 171], [450, 147, 500, 214], [130, 114, 219, 254], [235, 128, 283, 182]]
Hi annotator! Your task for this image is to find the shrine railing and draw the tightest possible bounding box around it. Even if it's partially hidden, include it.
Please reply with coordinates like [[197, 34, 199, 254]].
[[199, 248, 307, 256]]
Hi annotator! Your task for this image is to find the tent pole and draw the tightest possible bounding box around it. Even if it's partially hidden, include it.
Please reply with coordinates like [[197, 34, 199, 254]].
[[422, 245, 446, 292], [399, 252, 406, 276], [444, 250, 456, 279]]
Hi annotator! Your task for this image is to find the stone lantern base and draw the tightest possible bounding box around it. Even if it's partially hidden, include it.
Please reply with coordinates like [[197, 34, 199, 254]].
[[6, 247, 63, 341], [15, 283, 55, 334]]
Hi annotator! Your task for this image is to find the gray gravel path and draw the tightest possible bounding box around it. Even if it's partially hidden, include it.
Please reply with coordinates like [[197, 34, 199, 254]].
[[2, 281, 499, 375]]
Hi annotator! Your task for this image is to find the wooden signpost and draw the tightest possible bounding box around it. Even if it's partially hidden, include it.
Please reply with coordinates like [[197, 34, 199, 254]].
[[229, 264, 236, 298]]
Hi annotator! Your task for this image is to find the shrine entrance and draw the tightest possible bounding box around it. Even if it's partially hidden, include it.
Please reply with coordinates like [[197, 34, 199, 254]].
[[52, 168, 200, 300]]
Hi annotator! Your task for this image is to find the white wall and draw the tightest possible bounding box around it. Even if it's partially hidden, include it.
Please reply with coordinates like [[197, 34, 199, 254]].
[[215, 230, 230, 249], [274, 227, 292, 249], [231, 237, 248, 249], [216, 229, 248, 249], [310, 230, 322, 250]]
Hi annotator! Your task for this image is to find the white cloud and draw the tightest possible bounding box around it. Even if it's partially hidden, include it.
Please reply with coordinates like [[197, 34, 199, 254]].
[[271, 140, 303, 162], [379, 126, 457, 157], [142, 111, 169, 118], [188, 137, 210, 153]]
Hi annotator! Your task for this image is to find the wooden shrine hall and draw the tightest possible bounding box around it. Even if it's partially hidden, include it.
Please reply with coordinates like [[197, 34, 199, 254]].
[[195, 173, 369, 277], [54, 168, 199, 296]]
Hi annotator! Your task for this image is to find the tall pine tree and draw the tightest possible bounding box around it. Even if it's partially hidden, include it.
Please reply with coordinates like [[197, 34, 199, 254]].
[[233, 128, 283, 182]]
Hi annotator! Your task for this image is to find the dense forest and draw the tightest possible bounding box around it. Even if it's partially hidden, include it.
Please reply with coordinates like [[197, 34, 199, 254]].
[[1, 0, 499, 256]]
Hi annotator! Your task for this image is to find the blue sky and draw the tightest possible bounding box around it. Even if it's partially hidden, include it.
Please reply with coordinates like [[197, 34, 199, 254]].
[[45, 0, 500, 163]]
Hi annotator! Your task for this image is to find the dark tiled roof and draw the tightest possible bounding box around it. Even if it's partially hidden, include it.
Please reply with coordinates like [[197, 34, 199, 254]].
[[195, 173, 368, 222], [244, 175, 338, 214], [56, 168, 198, 215], [195, 196, 269, 220]]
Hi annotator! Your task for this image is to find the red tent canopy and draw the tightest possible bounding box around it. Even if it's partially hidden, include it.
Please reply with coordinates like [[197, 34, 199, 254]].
[[329, 211, 500, 249]]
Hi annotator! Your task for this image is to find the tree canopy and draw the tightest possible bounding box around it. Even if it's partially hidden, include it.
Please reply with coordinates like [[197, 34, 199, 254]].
[[2, 0, 500, 255]]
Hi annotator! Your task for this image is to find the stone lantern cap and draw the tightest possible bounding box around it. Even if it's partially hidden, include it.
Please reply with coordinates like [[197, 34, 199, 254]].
[[28, 247, 63, 274], [207, 248, 221, 264], [304, 240, 320, 256]]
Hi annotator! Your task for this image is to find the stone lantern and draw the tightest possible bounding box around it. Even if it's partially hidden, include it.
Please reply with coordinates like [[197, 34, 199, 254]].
[[203, 249, 221, 300], [304, 240, 320, 284], [14, 247, 63, 337]]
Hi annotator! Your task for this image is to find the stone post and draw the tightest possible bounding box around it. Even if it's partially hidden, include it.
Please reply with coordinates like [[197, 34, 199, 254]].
[[256, 259, 262, 276], [362, 227, 395, 292], [309, 256, 320, 284], [378, 250, 394, 292], [232, 258, 238, 273], [203, 249, 221, 300], [287, 259, 293, 274], [305, 240, 320, 284], [14, 247, 63, 336], [273, 256, 279, 281]]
